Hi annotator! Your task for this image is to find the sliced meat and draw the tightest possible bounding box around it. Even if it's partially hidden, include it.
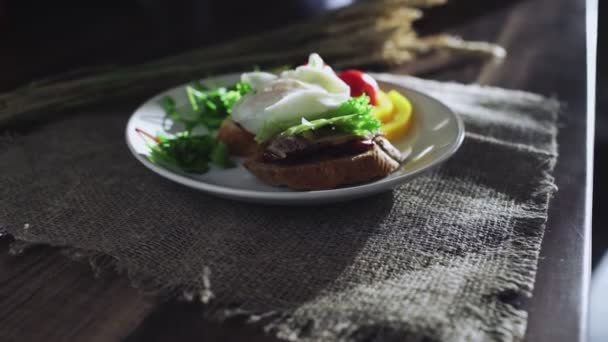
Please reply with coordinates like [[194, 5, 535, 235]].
[[264, 135, 313, 160], [373, 136, 404, 162], [263, 131, 372, 162]]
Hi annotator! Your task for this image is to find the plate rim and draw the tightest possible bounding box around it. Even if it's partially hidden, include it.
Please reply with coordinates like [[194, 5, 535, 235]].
[[125, 77, 465, 202]]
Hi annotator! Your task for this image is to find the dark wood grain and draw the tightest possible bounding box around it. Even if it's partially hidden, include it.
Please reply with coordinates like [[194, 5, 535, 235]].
[[0, 0, 592, 341], [0, 239, 155, 342], [478, 1, 591, 341]]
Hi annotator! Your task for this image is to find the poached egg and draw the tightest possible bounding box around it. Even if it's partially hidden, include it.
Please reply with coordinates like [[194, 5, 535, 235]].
[[231, 53, 350, 135]]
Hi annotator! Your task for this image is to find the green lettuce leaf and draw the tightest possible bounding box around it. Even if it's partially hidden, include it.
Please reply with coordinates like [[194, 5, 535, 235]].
[[255, 95, 380, 142], [280, 113, 381, 138]]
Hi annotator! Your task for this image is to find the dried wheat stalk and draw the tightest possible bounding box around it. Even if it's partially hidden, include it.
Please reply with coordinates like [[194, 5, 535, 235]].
[[0, 0, 504, 127]]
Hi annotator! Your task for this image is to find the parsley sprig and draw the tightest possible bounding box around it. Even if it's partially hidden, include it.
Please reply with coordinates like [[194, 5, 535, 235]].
[[161, 81, 251, 132], [140, 81, 251, 174], [147, 132, 234, 173]]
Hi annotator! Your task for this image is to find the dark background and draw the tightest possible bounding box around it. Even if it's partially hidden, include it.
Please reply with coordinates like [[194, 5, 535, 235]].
[[594, 0, 606, 268], [0, 0, 605, 263]]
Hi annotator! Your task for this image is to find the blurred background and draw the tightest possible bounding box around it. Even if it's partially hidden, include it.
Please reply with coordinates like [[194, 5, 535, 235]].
[[591, 1, 606, 341], [0, 0, 524, 90], [0, 0, 605, 339], [0, 0, 339, 91], [593, 1, 606, 267]]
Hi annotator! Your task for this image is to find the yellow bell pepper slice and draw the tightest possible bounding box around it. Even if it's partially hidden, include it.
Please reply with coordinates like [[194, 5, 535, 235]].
[[372, 90, 394, 123], [382, 90, 413, 141]]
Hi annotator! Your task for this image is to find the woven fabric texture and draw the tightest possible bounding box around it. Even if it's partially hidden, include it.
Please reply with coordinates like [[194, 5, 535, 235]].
[[0, 75, 559, 342]]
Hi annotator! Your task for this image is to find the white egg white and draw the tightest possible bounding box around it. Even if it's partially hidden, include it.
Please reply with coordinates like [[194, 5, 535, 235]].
[[231, 53, 350, 135]]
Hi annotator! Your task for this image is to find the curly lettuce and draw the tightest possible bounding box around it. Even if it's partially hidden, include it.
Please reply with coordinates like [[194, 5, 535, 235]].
[[255, 95, 380, 142], [279, 113, 381, 138]]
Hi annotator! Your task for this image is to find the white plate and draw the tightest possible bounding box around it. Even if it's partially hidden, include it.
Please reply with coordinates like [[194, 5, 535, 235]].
[[126, 74, 464, 205]]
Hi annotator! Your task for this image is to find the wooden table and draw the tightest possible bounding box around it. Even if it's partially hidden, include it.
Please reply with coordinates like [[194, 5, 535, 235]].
[[0, 0, 594, 341]]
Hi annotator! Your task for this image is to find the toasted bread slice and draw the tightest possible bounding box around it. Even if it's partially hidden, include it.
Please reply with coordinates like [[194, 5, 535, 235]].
[[244, 142, 401, 190], [217, 119, 259, 157]]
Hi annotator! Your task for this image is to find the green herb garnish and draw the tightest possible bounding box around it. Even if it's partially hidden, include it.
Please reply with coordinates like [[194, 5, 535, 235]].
[[210, 141, 235, 168], [146, 131, 233, 174], [162, 81, 251, 132], [146, 81, 251, 174]]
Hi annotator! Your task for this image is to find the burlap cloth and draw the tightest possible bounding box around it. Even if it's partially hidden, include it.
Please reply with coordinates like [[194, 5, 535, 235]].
[[0, 74, 559, 342]]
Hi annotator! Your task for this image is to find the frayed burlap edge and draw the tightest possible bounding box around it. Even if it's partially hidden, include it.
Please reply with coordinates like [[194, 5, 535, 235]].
[[4, 145, 558, 342]]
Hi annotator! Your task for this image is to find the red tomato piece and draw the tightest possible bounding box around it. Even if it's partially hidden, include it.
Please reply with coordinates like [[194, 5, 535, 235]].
[[337, 69, 379, 105]]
